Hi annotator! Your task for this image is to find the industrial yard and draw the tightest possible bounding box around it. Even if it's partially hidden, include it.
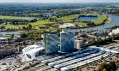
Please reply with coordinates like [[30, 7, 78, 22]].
[[1, 41, 118, 71]]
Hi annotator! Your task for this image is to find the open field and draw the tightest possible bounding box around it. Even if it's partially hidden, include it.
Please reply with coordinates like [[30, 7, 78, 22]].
[[93, 15, 107, 25], [53, 14, 88, 27], [0, 24, 27, 29], [54, 14, 108, 26], [29, 19, 55, 26], [4, 24, 27, 29], [54, 14, 79, 23], [0, 20, 55, 29], [0, 14, 108, 29]]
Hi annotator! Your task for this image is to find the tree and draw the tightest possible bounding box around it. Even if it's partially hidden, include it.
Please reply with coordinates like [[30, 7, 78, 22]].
[[22, 40, 26, 45], [97, 61, 117, 71], [28, 24, 32, 29], [103, 68, 107, 71], [34, 37, 40, 41], [7, 38, 11, 44], [90, 38, 96, 45], [22, 26, 26, 30], [10, 34, 14, 40], [20, 32, 27, 38], [108, 61, 117, 71], [109, 57, 112, 60], [30, 19, 37, 22], [18, 27, 21, 30], [98, 62, 108, 71]]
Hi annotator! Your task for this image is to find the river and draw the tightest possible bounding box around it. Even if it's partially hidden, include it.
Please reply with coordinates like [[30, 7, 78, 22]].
[[0, 31, 20, 36], [72, 14, 119, 32]]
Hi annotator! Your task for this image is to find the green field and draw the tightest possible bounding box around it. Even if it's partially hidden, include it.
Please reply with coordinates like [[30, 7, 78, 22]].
[[93, 15, 107, 25], [54, 14, 108, 26], [0, 14, 108, 29], [29, 19, 55, 26], [0, 19, 55, 29], [54, 14, 79, 23], [6, 25, 27, 29], [53, 14, 88, 27], [0, 15, 55, 29], [0, 24, 27, 29]]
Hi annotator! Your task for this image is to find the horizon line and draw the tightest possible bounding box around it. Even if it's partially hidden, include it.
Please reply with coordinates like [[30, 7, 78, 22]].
[[0, 2, 119, 3]]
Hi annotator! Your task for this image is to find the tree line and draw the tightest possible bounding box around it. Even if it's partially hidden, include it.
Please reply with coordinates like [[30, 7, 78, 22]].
[[0, 19, 37, 25]]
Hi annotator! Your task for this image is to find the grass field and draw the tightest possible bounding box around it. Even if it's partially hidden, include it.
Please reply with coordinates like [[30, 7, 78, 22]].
[[0, 14, 108, 29], [54, 14, 79, 23], [0, 19, 55, 29], [0, 24, 27, 29], [29, 19, 55, 26], [0, 15, 55, 29], [54, 14, 107, 26], [53, 14, 88, 27], [93, 15, 107, 25]]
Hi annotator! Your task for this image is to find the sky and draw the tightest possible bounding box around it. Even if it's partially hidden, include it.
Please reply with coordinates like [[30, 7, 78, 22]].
[[0, 0, 119, 3]]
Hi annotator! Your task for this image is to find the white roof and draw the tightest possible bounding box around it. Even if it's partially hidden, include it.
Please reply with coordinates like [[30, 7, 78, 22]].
[[89, 46, 119, 54], [0, 37, 7, 40], [22, 45, 44, 54], [109, 28, 119, 35], [61, 54, 108, 71], [26, 47, 44, 54], [112, 28, 119, 34], [42, 48, 90, 64], [53, 52, 101, 69]]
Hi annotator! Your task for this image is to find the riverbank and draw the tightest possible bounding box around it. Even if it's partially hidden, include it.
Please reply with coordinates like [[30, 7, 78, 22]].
[[55, 14, 109, 28], [106, 17, 112, 23], [70, 14, 119, 32], [0, 14, 109, 30], [0, 14, 119, 33], [64, 15, 111, 29]]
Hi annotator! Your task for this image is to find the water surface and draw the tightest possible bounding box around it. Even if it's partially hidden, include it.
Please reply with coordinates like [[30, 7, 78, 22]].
[[0, 14, 119, 35], [78, 16, 98, 21], [72, 14, 119, 32]]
